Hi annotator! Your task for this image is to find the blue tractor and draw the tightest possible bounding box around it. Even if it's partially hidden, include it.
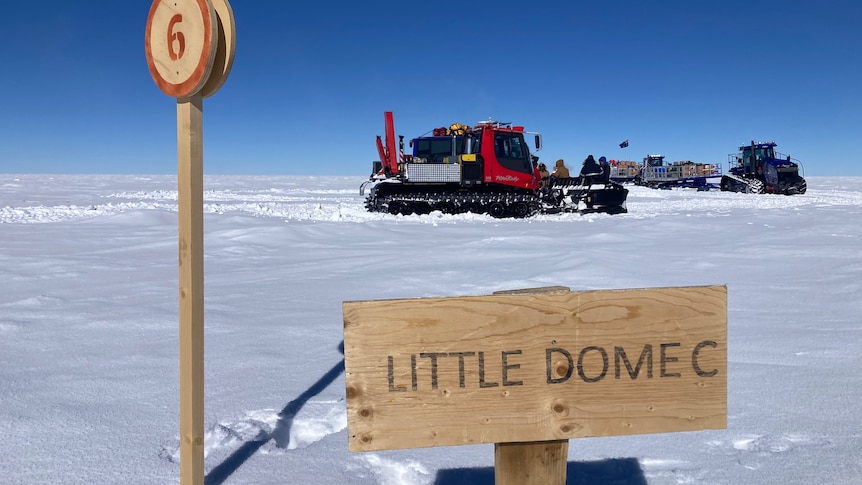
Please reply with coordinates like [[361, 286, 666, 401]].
[[720, 141, 807, 195]]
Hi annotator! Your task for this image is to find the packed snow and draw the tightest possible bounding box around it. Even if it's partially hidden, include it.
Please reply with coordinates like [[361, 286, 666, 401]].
[[1, 174, 860, 484]]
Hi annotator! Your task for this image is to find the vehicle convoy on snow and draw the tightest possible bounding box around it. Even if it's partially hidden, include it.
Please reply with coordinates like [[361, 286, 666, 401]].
[[720, 141, 807, 195], [608, 160, 641, 184], [360, 112, 628, 217], [634, 155, 722, 190]]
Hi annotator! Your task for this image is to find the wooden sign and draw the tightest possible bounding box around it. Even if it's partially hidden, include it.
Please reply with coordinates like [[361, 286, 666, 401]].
[[199, 0, 236, 98], [145, 0, 217, 98], [343, 285, 727, 452]]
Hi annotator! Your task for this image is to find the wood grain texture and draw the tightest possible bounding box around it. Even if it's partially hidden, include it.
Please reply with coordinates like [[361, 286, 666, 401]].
[[343, 285, 727, 451], [177, 94, 205, 485], [495, 440, 569, 485], [200, 0, 235, 98], [145, 0, 216, 98]]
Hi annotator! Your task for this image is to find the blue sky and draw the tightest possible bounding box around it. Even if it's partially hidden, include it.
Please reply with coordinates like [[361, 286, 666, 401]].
[[1, 1, 859, 176]]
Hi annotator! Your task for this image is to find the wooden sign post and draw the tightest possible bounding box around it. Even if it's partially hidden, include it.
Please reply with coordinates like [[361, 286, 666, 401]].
[[145, 1, 235, 484], [343, 285, 727, 484]]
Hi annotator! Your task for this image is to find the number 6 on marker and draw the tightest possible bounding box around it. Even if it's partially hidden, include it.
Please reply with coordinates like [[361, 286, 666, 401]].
[[168, 14, 185, 61], [146, 0, 234, 99]]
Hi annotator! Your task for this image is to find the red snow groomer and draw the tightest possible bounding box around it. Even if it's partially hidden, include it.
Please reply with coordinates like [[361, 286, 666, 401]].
[[360, 111, 628, 217]]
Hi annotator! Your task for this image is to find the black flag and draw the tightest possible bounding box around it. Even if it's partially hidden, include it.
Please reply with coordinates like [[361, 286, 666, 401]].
[[619, 139, 629, 148]]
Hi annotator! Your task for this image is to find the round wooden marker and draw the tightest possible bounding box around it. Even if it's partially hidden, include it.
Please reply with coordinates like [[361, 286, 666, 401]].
[[200, 0, 236, 98], [145, 0, 218, 98]]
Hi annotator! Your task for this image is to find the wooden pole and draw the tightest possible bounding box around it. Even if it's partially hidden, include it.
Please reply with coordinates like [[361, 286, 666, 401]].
[[146, 2, 232, 483], [177, 93, 205, 485], [495, 440, 569, 485]]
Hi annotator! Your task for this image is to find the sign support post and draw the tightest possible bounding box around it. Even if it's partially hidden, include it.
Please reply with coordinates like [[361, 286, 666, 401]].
[[177, 92, 205, 484], [495, 440, 568, 484]]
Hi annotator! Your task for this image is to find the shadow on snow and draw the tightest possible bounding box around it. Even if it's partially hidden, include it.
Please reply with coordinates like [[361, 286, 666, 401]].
[[435, 457, 647, 485], [204, 342, 345, 485]]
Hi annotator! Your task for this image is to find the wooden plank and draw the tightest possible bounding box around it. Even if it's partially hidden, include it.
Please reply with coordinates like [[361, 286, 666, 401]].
[[343, 285, 727, 452], [177, 93, 205, 485], [495, 440, 569, 485], [200, 0, 236, 98]]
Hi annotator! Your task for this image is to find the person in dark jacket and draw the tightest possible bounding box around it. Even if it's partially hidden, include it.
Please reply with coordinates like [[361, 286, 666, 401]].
[[579, 155, 603, 184], [598, 156, 611, 184]]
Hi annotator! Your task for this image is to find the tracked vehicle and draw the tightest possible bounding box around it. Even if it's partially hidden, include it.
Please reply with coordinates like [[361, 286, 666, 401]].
[[634, 155, 723, 191], [721, 141, 807, 195], [360, 112, 628, 217]]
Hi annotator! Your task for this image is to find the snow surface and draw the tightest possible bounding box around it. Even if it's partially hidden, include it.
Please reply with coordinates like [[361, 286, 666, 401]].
[[1, 174, 861, 485]]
